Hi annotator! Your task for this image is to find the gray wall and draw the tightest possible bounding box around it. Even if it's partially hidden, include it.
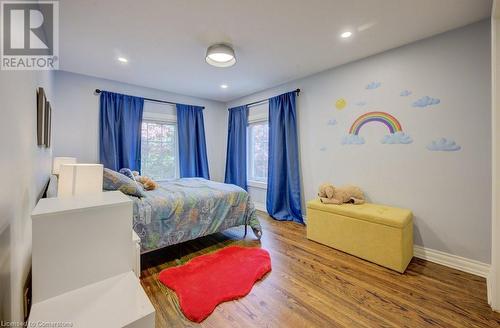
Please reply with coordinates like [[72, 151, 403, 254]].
[[0, 70, 54, 321], [52, 71, 228, 182], [228, 20, 492, 263]]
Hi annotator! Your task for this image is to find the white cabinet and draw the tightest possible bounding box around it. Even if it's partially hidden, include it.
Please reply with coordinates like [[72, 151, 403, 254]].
[[32, 191, 132, 303], [30, 191, 155, 327], [132, 230, 141, 278], [29, 272, 155, 328]]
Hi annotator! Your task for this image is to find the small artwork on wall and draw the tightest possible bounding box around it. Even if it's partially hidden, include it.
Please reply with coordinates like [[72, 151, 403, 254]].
[[36, 88, 46, 146], [335, 98, 347, 110], [327, 118, 337, 126], [36, 87, 52, 148], [44, 101, 52, 148], [342, 111, 413, 145], [365, 81, 381, 90], [412, 96, 440, 108], [426, 138, 461, 151]]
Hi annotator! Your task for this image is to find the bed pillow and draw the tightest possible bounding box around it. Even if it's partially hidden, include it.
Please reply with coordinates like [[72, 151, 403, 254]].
[[119, 168, 136, 180], [103, 168, 146, 198]]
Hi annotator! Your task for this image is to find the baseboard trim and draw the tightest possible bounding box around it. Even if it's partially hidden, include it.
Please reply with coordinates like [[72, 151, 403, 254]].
[[413, 245, 490, 278], [254, 202, 489, 277], [254, 202, 267, 213]]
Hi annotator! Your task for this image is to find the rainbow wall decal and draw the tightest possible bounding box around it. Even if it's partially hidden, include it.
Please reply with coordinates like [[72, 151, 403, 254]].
[[342, 111, 412, 145], [349, 111, 402, 135]]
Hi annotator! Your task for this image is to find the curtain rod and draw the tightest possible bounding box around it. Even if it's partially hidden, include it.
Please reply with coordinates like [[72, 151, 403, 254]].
[[245, 88, 301, 108], [94, 89, 205, 109]]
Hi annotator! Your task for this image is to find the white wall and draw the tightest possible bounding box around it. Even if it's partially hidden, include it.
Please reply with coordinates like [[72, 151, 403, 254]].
[[0, 70, 54, 321], [228, 20, 492, 263], [52, 71, 228, 182]]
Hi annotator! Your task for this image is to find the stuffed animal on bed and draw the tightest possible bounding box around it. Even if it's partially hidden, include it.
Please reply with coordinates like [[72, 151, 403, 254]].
[[132, 171, 159, 191], [318, 183, 365, 205]]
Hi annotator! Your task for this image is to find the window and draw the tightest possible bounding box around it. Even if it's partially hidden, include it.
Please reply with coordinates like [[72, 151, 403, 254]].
[[247, 121, 269, 183], [141, 120, 179, 181]]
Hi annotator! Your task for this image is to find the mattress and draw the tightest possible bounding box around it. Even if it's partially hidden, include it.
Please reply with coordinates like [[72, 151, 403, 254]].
[[130, 178, 262, 252]]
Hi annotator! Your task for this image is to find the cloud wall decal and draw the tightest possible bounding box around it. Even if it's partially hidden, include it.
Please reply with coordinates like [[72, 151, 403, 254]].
[[327, 119, 337, 126], [365, 81, 381, 90], [380, 132, 413, 144], [412, 96, 440, 108], [426, 138, 461, 151], [400, 90, 412, 97], [342, 134, 365, 145], [356, 101, 367, 106]]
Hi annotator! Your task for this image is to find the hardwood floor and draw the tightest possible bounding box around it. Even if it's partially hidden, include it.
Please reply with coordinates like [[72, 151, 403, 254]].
[[140, 212, 500, 327]]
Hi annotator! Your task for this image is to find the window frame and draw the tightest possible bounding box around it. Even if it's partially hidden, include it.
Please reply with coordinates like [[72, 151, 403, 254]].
[[141, 111, 180, 181], [247, 118, 269, 189]]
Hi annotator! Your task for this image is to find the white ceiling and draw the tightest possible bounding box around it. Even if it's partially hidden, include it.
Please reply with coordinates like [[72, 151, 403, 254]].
[[59, 0, 492, 102]]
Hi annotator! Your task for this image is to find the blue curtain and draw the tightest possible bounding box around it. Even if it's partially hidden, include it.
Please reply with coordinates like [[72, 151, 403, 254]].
[[267, 91, 303, 224], [99, 91, 144, 172], [176, 104, 210, 179], [224, 105, 248, 190]]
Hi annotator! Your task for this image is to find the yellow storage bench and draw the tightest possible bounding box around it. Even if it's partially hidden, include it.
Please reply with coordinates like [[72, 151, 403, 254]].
[[306, 199, 413, 273]]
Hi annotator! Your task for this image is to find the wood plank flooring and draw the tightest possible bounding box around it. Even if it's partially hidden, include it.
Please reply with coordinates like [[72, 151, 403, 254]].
[[140, 212, 500, 327]]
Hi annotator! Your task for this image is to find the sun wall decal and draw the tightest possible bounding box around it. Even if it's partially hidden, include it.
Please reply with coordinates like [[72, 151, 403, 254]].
[[335, 98, 347, 110]]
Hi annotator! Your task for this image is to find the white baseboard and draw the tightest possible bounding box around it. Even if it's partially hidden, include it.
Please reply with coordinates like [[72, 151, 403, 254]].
[[254, 202, 267, 213], [413, 245, 490, 278], [253, 204, 487, 277]]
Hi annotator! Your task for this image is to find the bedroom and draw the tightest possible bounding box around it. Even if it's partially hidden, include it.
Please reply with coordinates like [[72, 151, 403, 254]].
[[1, 0, 500, 327]]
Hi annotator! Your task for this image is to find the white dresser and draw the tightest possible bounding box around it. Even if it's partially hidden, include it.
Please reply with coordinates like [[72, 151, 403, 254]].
[[132, 230, 141, 278], [29, 191, 155, 327]]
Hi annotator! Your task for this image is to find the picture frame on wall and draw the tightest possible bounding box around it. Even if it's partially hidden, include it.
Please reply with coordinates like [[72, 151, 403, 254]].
[[36, 88, 46, 146], [44, 101, 51, 148]]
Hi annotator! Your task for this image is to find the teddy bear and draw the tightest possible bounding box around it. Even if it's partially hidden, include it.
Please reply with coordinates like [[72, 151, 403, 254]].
[[132, 171, 159, 191], [318, 183, 365, 205]]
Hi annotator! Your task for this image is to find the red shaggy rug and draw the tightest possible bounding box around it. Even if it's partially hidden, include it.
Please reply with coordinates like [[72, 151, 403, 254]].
[[158, 246, 271, 322]]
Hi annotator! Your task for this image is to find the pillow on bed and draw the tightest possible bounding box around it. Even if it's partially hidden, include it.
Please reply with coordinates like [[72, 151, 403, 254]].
[[103, 168, 146, 198], [119, 168, 135, 180]]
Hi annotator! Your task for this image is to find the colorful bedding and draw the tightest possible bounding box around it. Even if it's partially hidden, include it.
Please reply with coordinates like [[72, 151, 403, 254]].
[[130, 178, 262, 253]]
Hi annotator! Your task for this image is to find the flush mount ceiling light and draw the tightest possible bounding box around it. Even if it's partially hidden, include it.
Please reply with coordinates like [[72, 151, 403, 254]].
[[117, 57, 128, 63], [341, 31, 353, 38], [220, 84, 228, 89], [206, 44, 236, 68]]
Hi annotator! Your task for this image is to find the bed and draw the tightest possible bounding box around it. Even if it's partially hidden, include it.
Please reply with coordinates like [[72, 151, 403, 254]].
[[129, 178, 262, 253], [47, 174, 262, 253]]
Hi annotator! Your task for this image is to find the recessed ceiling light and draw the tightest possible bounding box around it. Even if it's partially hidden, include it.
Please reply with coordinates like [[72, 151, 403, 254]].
[[117, 57, 128, 63], [206, 44, 236, 68], [341, 31, 353, 38], [220, 84, 228, 89]]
